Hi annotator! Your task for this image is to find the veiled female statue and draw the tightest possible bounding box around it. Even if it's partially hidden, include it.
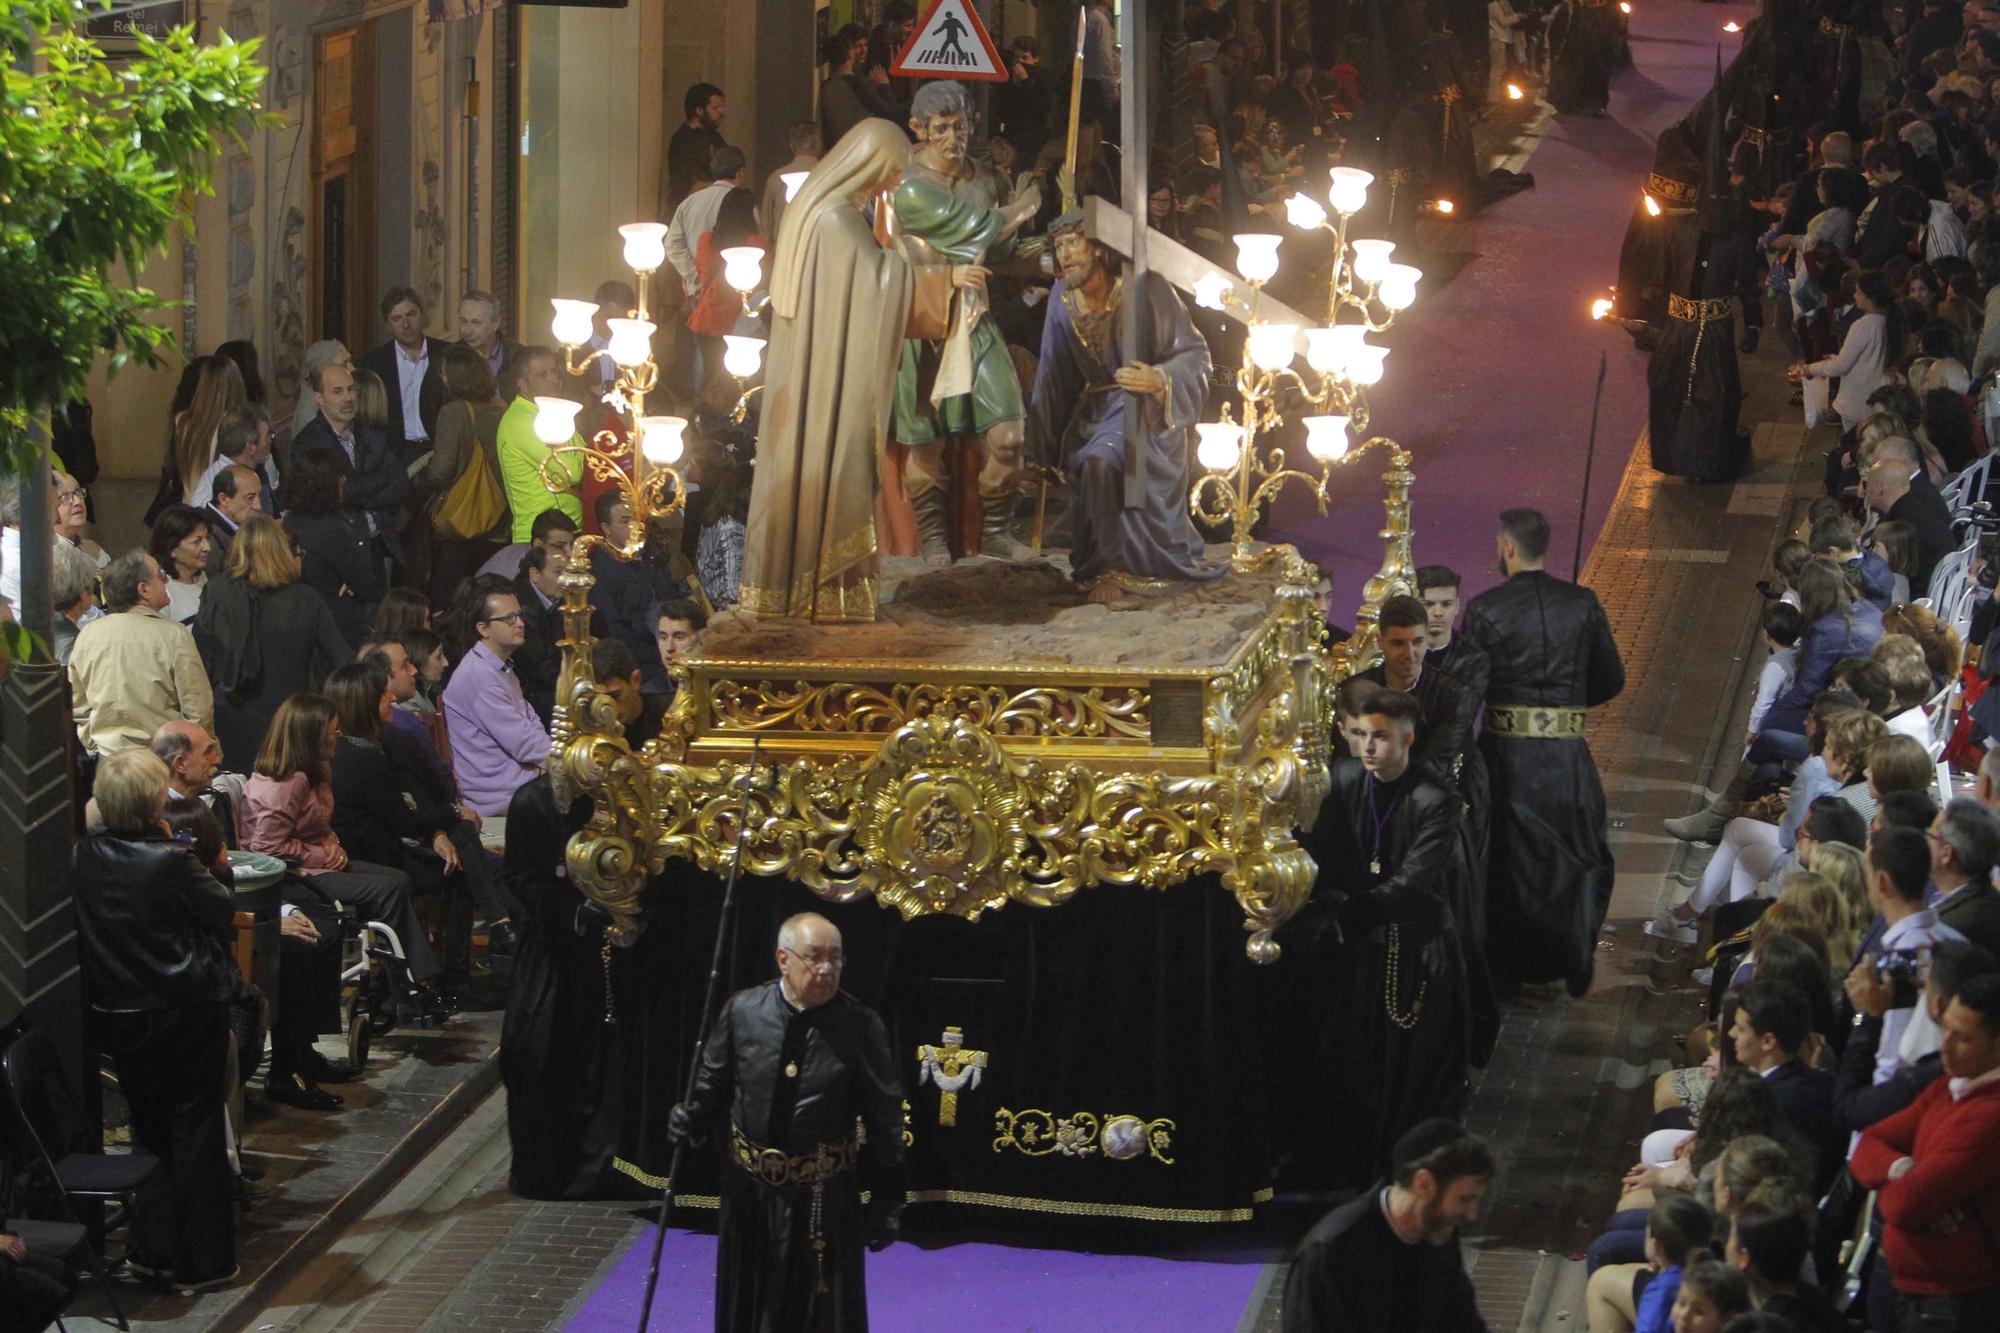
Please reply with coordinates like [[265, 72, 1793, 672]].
[[740, 120, 928, 624]]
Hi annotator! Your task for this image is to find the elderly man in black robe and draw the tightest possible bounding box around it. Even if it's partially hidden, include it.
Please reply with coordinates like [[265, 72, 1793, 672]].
[[1292, 686, 1472, 1188], [1024, 212, 1222, 602], [1463, 509, 1624, 999], [670, 912, 905, 1332]]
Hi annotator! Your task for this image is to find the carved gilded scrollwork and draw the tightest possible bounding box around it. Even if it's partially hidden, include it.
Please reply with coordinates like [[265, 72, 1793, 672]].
[[708, 679, 1152, 741], [992, 1109, 1176, 1164]]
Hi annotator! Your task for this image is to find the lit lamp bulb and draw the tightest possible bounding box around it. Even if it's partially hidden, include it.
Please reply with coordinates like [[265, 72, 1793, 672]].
[[1643, 193, 1662, 217], [1619, 1, 1631, 11], [1433, 198, 1455, 215], [549, 298, 599, 349], [780, 170, 809, 203], [1303, 415, 1351, 462], [531, 397, 583, 446], [638, 415, 688, 466], [1506, 82, 1525, 100], [1304, 326, 1361, 376], [1247, 323, 1299, 373], [1195, 421, 1244, 472], [720, 246, 765, 294], [1285, 191, 1329, 230], [605, 317, 656, 368], [1193, 272, 1233, 311], [1233, 233, 1283, 284], [722, 334, 766, 379], [1591, 297, 1614, 321], [619, 222, 669, 273], [1347, 344, 1389, 387], [1350, 239, 1396, 285], [1377, 263, 1422, 311], [1328, 166, 1373, 217], [1723, 20, 1740, 32]]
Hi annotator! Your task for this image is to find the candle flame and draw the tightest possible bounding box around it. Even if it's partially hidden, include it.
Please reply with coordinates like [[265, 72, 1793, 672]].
[[1591, 298, 1614, 321], [1723, 20, 1740, 31], [1505, 82, 1524, 101], [1643, 193, 1662, 217]]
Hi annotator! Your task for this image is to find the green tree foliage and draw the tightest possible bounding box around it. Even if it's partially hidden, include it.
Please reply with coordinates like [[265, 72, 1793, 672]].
[[0, 1, 269, 471]]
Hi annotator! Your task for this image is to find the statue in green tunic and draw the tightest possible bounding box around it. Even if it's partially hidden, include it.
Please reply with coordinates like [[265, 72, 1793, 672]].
[[891, 80, 1041, 562]]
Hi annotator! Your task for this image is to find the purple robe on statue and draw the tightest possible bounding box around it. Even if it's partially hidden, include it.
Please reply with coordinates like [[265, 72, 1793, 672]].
[[1025, 270, 1223, 586]]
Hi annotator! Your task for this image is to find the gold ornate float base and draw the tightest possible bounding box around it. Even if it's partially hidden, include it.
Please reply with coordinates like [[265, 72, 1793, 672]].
[[551, 547, 1331, 963]]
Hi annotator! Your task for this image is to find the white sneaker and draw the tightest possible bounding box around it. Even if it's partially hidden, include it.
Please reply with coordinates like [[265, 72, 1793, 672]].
[[1692, 966, 1715, 987], [1643, 914, 1697, 946]]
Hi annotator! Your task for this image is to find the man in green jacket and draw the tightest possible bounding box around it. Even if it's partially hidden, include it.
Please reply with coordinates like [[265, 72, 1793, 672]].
[[496, 346, 585, 542]]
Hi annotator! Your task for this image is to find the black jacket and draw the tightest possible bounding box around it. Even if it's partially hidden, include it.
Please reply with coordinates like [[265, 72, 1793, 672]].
[[1766, 1059, 1840, 1187], [1834, 1013, 1944, 1136], [355, 336, 449, 447], [284, 508, 384, 649], [70, 832, 239, 1012], [1463, 569, 1625, 710], [1281, 1183, 1486, 1332], [1936, 882, 2000, 960], [329, 735, 460, 870], [1888, 478, 1959, 600], [292, 413, 412, 549]]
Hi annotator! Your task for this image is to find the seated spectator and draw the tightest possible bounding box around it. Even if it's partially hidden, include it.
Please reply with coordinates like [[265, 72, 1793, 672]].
[[148, 504, 211, 625], [1836, 939, 1994, 1137], [284, 445, 385, 649], [1807, 515, 1895, 610], [1874, 787, 1940, 836], [1847, 825, 1968, 1090], [1882, 599, 1963, 692], [327, 660, 513, 1007], [442, 584, 551, 816], [512, 541, 570, 728], [1829, 655, 1893, 718], [0, 1225, 73, 1331], [1746, 603, 1802, 742], [1850, 973, 2000, 1331], [1929, 798, 2000, 956], [198, 460, 265, 578], [68, 549, 214, 757], [1723, 1199, 1844, 1331], [194, 515, 351, 772], [1858, 732, 1936, 825], [641, 596, 708, 731], [1871, 518, 1917, 604], [1724, 980, 1839, 1180], [364, 632, 455, 797], [476, 505, 577, 590], [1584, 1192, 1711, 1333], [239, 692, 445, 1017], [374, 586, 431, 637], [1874, 634, 1940, 744], [1864, 437, 1957, 596], [1668, 1260, 1752, 1332], [49, 534, 99, 667], [68, 749, 239, 1289]]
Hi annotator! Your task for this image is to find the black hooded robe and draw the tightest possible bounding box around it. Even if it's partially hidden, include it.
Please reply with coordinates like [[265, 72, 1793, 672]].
[[1647, 209, 1752, 483], [1549, 0, 1621, 115]]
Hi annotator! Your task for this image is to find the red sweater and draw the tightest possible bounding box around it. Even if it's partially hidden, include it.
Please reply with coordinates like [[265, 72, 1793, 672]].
[[1850, 1073, 2000, 1296]]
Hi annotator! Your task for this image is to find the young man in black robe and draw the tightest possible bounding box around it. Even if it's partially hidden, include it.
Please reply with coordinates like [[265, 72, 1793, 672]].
[[1282, 1118, 1495, 1331], [670, 912, 905, 1332], [1464, 508, 1625, 999], [1294, 686, 1472, 1187]]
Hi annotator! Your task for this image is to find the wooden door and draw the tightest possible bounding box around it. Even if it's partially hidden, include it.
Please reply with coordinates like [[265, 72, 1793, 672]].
[[312, 25, 378, 351]]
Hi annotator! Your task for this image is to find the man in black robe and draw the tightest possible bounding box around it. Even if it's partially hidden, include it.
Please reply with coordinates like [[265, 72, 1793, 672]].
[[1293, 686, 1471, 1188], [1282, 1118, 1495, 1331], [1463, 509, 1624, 998], [670, 912, 905, 1332], [1549, 0, 1620, 117], [499, 640, 648, 1199]]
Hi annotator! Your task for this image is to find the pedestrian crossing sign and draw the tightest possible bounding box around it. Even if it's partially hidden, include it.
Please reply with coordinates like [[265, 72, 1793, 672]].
[[891, 0, 1008, 82]]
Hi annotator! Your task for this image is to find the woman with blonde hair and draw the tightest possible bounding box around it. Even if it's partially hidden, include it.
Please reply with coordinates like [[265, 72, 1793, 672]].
[[1821, 708, 1889, 823], [1801, 840, 1868, 975], [194, 514, 351, 767], [1769, 870, 1858, 976], [351, 366, 392, 435]]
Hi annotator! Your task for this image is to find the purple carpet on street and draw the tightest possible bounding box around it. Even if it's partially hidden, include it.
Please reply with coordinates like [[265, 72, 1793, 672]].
[[564, 1228, 1267, 1331]]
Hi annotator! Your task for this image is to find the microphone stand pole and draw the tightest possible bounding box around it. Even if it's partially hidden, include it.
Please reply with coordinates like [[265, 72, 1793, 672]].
[[635, 738, 762, 1333]]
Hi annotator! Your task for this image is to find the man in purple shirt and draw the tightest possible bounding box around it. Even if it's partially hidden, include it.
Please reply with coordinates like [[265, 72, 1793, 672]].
[[442, 589, 550, 816]]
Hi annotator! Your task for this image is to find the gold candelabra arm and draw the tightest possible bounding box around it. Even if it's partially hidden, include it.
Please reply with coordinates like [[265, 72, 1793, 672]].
[[729, 381, 764, 425], [1189, 469, 1239, 529], [559, 344, 599, 379], [1250, 464, 1334, 516]]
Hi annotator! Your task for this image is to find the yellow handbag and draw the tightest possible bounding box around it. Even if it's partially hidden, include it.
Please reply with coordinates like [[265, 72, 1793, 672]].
[[433, 403, 508, 540]]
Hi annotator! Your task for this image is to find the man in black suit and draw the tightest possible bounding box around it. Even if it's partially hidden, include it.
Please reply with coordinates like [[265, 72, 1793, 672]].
[[355, 285, 448, 453], [198, 462, 264, 579], [510, 543, 605, 729], [1866, 437, 1959, 597], [1931, 799, 2000, 958], [292, 361, 410, 556], [1728, 979, 1839, 1184]]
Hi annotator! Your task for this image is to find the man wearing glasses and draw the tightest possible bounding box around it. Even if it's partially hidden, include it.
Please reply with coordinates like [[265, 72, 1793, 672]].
[[441, 588, 549, 816], [670, 912, 905, 1330]]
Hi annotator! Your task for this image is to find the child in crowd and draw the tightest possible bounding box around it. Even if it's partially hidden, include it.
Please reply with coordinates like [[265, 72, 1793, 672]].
[[1668, 1259, 1751, 1333], [1746, 603, 1803, 746], [1758, 538, 1809, 608], [1635, 1194, 1713, 1333]]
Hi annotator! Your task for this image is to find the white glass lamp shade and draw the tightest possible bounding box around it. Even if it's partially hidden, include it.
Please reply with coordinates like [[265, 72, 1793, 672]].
[[619, 222, 670, 273], [1247, 323, 1299, 373], [531, 397, 583, 445], [1284, 192, 1329, 231], [780, 170, 809, 203], [1303, 326, 1359, 376], [722, 334, 766, 379], [1378, 263, 1422, 311], [606, 318, 656, 368], [1194, 422, 1244, 472], [1347, 344, 1389, 386], [1349, 239, 1396, 285], [549, 298, 599, 349], [1193, 272, 1233, 312], [1232, 233, 1283, 284], [720, 246, 765, 294], [1328, 167, 1373, 216], [1303, 415, 1351, 462], [639, 415, 688, 466]]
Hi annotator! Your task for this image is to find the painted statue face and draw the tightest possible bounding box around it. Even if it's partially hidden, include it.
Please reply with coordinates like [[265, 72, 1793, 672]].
[[1053, 231, 1106, 288], [918, 111, 970, 169]]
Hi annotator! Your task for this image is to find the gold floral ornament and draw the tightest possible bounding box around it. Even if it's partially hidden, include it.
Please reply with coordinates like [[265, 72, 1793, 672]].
[[916, 1027, 989, 1126], [993, 1108, 1175, 1164]]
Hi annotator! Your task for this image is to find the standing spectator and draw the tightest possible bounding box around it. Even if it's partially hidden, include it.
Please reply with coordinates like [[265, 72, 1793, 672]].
[[68, 550, 213, 757], [165, 353, 247, 517], [1797, 270, 1899, 464], [573, 279, 637, 400], [667, 146, 752, 396], [1080, 0, 1120, 134], [49, 536, 98, 667], [198, 462, 264, 578], [510, 543, 571, 728], [148, 505, 212, 625], [763, 121, 822, 243], [289, 340, 351, 442], [666, 82, 728, 212], [193, 515, 350, 774], [51, 470, 107, 571], [1850, 974, 2000, 1331], [355, 285, 448, 452], [992, 36, 1052, 159], [1850, 825, 1969, 1087], [422, 343, 511, 608], [456, 290, 521, 392], [190, 405, 279, 516], [292, 361, 411, 549], [442, 585, 551, 817], [688, 186, 765, 396], [496, 349, 585, 542], [69, 748, 240, 1290], [283, 446, 384, 649], [588, 493, 656, 667], [1930, 800, 2000, 955], [820, 38, 900, 147]]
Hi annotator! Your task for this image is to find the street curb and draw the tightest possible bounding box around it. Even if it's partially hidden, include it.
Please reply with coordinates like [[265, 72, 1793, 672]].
[[205, 1048, 502, 1333]]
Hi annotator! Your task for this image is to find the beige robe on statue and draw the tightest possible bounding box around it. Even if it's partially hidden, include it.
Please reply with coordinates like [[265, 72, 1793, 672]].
[[739, 205, 913, 623]]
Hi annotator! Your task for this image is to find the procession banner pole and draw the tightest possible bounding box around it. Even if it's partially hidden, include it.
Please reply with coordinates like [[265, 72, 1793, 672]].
[[1573, 350, 1608, 583], [635, 737, 763, 1333], [1062, 6, 1087, 194]]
